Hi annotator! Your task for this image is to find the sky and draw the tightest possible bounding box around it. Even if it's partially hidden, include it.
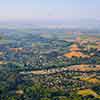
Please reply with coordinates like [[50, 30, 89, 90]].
[[0, 0, 100, 25]]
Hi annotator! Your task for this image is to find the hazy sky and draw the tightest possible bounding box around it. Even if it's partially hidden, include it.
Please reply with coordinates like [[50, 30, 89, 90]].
[[0, 0, 100, 23]]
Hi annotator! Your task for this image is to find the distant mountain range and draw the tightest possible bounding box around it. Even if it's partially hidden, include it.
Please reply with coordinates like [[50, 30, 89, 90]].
[[0, 19, 100, 35]]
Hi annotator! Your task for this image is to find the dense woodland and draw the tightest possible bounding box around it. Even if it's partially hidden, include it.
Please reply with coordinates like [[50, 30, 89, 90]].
[[0, 30, 100, 100]]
